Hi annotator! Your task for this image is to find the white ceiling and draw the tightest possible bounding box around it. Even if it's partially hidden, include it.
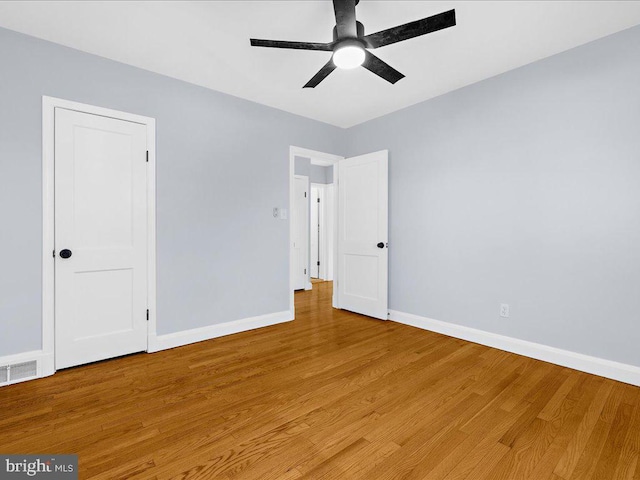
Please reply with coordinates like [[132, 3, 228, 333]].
[[1, 1, 640, 128]]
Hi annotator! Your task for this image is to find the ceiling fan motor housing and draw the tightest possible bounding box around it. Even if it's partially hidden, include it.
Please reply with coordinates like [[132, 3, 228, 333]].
[[333, 21, 365, 42]]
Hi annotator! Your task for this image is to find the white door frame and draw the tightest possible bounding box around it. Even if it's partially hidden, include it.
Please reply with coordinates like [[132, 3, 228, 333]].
[[42, 96, 157, 376], [289, 146, 343, 315]]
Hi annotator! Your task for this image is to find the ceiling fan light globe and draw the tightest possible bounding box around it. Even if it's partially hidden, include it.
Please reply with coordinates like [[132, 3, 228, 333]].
[[332, 45, 365, 69]]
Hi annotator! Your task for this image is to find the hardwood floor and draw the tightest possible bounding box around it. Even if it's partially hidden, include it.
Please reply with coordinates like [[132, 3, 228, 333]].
[[2, 281, 639, 479]]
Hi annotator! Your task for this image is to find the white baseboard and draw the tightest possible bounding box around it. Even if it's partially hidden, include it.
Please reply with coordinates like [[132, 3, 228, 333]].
[[148, 310, 293, 353], [0, 349, 54, 387], [389, 310, 640, 387], [1, 310, 293, 387]]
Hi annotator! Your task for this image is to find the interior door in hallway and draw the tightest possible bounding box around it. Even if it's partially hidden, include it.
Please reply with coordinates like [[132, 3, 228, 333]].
[[310, 186, 320, 278], [54, 108, 149, 369], [337, 150, 388, 320], [292, 175, 309, 290]]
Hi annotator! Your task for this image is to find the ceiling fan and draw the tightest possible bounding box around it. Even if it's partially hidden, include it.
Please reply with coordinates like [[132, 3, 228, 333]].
[[250, 0, 456, 88]]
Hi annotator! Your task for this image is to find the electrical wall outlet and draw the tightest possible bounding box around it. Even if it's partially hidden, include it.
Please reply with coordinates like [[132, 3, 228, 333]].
[[500, 304, 510, 318], [273, 207, 279, 218]]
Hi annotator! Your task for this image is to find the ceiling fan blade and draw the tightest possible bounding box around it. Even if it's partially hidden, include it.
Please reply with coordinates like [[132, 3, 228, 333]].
[[332, 0, 357, 39], [303, 59, 337, 88], [362, 51, 405, 84], [363, 9, 456, 49], [250, 39, 333, 51]]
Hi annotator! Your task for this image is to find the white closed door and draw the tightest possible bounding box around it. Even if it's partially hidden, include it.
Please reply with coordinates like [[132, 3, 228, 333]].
[[337, 150, 388, 319], [292, 176, 308, 290], [310, 187, 320, 278], [55, 108, 148, 369]]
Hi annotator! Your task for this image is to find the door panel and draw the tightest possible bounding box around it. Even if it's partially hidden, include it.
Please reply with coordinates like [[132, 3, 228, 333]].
[[343, 161, 379, 243], [73, 126, 135, 248], [74, 269, 134, 339], [343, 254, 379, 298], [338, 151, 388, 319], [55, 108, 148, 369]]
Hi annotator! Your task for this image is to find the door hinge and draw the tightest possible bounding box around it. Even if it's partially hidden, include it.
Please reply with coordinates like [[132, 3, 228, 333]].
[[304, 268, 307, 274], [146, 309, 149, 321], [146, 151, 149, 162], [317, 261, 320, 266], [317, 198, 320, 203], [304, 192, 307, 198], [52, 250, 55, 258]]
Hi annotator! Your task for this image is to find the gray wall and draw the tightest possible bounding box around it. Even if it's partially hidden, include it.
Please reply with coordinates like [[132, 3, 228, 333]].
[[344, 25, 640, 367], [310, 165, 333, 185], [294, 157, 333, 185], [294, 156, 311, 177], [0, 27, 344, 356]]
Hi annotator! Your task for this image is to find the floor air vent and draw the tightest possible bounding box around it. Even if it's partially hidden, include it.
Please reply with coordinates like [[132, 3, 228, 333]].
[[11, 361, 38, 381], [0, 360, 38, 386]]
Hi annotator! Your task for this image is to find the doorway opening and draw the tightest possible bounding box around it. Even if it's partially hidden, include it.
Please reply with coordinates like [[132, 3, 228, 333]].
[[289, 147, 341, 315], [289, 147, 389, 321]]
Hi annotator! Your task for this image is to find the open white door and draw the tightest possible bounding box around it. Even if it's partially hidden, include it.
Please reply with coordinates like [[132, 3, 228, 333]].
[[292, 176, 309, 290], [54, 108, 149, 369], [337, 150, 388, 319]]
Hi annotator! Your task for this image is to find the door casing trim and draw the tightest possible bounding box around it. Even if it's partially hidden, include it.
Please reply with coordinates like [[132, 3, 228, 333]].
[[42, 96, 157, 375]]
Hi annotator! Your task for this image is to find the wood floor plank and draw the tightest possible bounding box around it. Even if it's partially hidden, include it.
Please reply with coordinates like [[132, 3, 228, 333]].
[[591, 401, 635, 480], [522, 375, 602, 480], [439, 402, 531, 480], [498, 370, 568, 448], [568, 419, 615, 480], [612, 390, 640, 479], [538, 373, 582, 421], [1, 280, 638, 479], [459, 442, 512, 480], [554, 379, 614, 479]]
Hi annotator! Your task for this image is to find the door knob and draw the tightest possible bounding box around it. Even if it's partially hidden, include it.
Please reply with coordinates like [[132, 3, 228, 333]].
[[59, 249, 72, 259], [377, 242, 384, 249]]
